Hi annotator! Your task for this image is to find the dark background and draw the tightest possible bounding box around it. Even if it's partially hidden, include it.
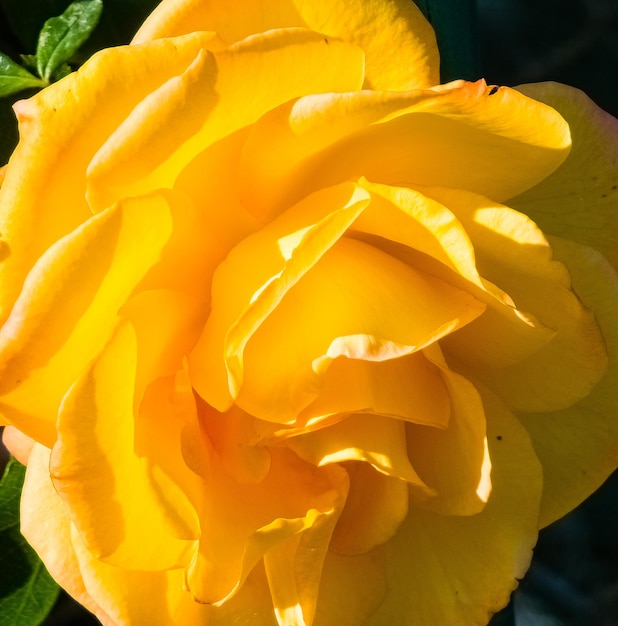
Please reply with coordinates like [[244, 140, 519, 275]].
[[0, 0, 617, 624]]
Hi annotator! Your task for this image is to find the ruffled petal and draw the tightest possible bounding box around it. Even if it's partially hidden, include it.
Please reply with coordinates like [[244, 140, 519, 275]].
[[86, 29, 364, 211], [134, 0, 438, 90], [186, 447, 348, 610], [518, 237, 618, 527], [190, 182, 371, 412], [432, 187, 608, 412], [239, 81, 571, 221], [286, 413, 430, 492], [0, 32, 217, 322], [511, 82, 618, 270], [0, 192, 176, 446], [50, 320, 198, 571], [238, 238, 483, 423], [365, 389, 542, 625]]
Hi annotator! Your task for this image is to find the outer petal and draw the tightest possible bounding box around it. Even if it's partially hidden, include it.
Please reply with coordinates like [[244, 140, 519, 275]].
[[51, 321, 197, 571], [511, 82, 618, 270], [518, 237, 618, 527], [21, 443, 113, 625], [0, 192, 175, 446], [431, 187, 608, 412], [133, 0, 439, 90], [239, 81, 571, 221], [365, 389, 543, 626], [25, 474, 279, 626], [0, 32, 218, 322], [314, 548, 386, 625], [86, 29, 364, 212]]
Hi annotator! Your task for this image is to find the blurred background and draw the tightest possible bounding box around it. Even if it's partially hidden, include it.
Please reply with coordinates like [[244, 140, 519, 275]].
[[0, 0, 617, 624]]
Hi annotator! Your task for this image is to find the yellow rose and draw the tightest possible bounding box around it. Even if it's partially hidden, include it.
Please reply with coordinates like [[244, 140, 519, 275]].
[[1, 1, 617, 624]]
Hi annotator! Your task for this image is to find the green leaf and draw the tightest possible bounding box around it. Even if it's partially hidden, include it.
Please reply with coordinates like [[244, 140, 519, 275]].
[[413, 0, 481, 82], [0, 51, 46, 97], [35, 0, 102, 81], [0, 457, 60, 626], [19, 53, 38, 73]]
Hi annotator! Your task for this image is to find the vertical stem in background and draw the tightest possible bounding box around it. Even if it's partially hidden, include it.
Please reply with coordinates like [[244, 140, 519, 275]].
[[413, 0, 482, 82]]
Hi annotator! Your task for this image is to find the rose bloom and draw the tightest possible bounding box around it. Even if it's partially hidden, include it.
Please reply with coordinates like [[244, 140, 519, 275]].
[[1, 0, 617, 624]]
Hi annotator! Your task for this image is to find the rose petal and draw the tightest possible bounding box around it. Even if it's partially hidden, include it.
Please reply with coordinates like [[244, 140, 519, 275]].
[[407, 347, 492, 516], [190, 182, 371, 413], [86, 29, 364, 212], [1, 425, 34, 465], [314, 547, 387, 625], [0, 192, 175, 446], [433, 187, 608, 412], [133, 0, 439, 90], [365, 388, 542, 625], [518, 237, 618, 527], [239, 81, 571, 220], [0, 32, 217, 322], [186, 447, 348, 607], [511, 82, 618, 270], [329, 462, 409, 557], [286, 413, 431, 492], [51, 321, 198, 571], [297, 350, 451, 429], [21, 443, 114, 625]]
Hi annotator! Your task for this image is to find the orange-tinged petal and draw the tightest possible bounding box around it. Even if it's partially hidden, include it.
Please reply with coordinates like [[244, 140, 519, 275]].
[[366, 388, 542, 625], [21, 443, 114, 625], [511, 82, 618, 270], [298, 351, 450, 429], [518, 237, 618, 527], [186, 447, 348, 606], [1, 425, 34, 465], [0, 192, 175, 447], [240, 81, 571, 220], [134, 0, 438, 90], [190, 182, 371, 412], [433, 187, 608, 412], [51, 321, 197, 571], [199, 402, 274, 485], [86, 29, 364, 211], [0, 32, 217, 323]]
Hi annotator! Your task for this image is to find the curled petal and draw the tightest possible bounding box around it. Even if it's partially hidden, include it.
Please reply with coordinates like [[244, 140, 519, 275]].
[[134, 0, 438, 90], [240, 81, 570, 220]]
